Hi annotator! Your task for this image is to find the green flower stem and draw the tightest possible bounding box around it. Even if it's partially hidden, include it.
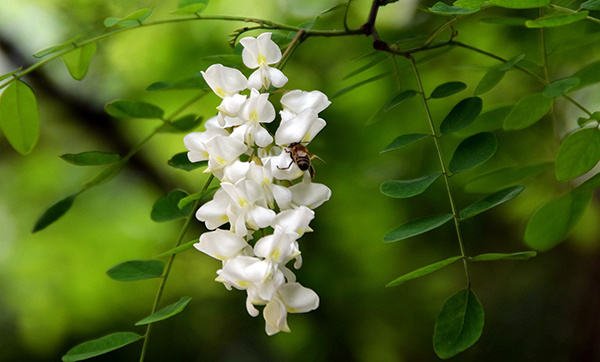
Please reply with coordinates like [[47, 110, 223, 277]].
[[538, 9, 561, 146], [276, 29, 307, 70], [139, 174, 215, 362], [408, 55, 471, 287], [0, 14, 364, 91], [451, 40, 593, 117]]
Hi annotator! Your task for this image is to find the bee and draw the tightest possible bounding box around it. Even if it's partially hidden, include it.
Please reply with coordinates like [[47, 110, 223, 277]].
[[277, 142, 322, 178]]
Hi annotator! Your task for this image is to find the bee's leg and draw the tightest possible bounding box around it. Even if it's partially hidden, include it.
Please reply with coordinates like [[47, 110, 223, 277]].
[[309, 165, 315, 178], [277, 160, 294, 171]]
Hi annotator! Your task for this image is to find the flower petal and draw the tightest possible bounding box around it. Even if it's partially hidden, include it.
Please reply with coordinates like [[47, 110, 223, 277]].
[[279, 283, 320, 313], [195, 229, 248, 260]]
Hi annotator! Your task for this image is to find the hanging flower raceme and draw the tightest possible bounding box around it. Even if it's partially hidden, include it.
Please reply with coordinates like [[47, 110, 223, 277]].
[[183, 32, 331, 335]]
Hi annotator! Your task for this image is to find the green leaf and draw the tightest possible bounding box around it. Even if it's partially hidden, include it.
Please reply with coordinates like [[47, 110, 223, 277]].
[[159, 115, 203, 133], [469, 251, 537, 261], [343, 54, 389, 80], [386, 256, 462, 287], [526, 11, 588, 28], [82, 162, 124, 189], [168, 152, 207, 171], [177, 187, 218, 209], [582, 0, 600, 10], [61, 43, 96, 80], [381, 172, 442, 199], [459, 185, 524, 219], [332, 71, 393, 98], [503, 93, 553, 130], [543, 77, 580, 98], [105, 100, 164, 119], [32, 194, 78, 233], [60, 151, 121, 166], [431, 82, 467, 99], [524, 191, 592, 251], [455, 105, 513, 137], [489, 0, 550, 8], [474, 67, 505, 95], [383, 90, 418, 111], [440, 97, 483, 134], [500, 53, 526, 71], [62, 332, 142, 362], [429, 2, 479, 15], [33, 35, 81, 58], [448, 132, 497, 174], [0, 80, 39, 155], [555, 128, 600, 181], [464, 162, 552, 193], [173, 0, 209, 14], [106, 260, 165, 281], [381, 133, 431, 153], [572, 61, 600, 91], [453, 0, 487, 10], [151, 190, 193, 222], [383, 214, 454, 242], [154, 239, 197, 258], [104, 8, 153, 27], [480, 17, 527, 26], [434, 288, 484, 359], [135, 297, 192, 326]]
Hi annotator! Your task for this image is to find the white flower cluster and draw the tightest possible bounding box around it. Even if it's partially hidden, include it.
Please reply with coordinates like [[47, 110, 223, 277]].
[[183, 33, 332, 335]]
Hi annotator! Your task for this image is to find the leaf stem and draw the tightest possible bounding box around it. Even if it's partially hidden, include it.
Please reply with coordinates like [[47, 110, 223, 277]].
[[139, 174, 214, 362], [408, 56, 471, 287], [538, 9, 561, 146]]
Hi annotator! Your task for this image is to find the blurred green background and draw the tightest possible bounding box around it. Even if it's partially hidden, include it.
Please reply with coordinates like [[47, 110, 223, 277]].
[[1, 0, 600, 361]]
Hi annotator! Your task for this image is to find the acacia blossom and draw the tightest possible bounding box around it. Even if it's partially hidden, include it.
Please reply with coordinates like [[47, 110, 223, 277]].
[[185, 32, 331, 335]]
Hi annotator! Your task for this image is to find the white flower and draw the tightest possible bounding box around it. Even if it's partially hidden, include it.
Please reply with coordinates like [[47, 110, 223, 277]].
[[201, 64, 249, 126], [289, 173, 332, 209], [230, 89, 275, 147], [254, 227, 301, 265], [221, 179, 276, 237], [280, 90, 331, 122], [183, 117, 230, 163], [267, 149, 305, 181], [263, 283, 319, 335], [247, 160, 292, 209], [272, 206, 315, 237], [240, 33, 288, 89], [194, 229, 249, 260], [195, 188, 231, 230], [274, 108, 326, 146], [202, 134, 248, 178]]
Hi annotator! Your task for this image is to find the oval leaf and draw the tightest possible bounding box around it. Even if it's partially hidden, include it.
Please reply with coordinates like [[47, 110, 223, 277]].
[[524, 191, 592, 251], [154, 239, 197, 258], [469, 251, 537, 261], [383, 214, 454, 242], [386, 256, 462, 287], [151, 190, 193, 222], [440, 97, 483, 134], [159, 115, 203, 133], [503, 93, 553, 130], [455, 105, 513, 137], [453, 0, 487, 10], [168, 152, 207, 171], [499, 53, 526, 71], [332, 72, 393, 98], [135, 297, 192, 326], [431, 81, 467, 99], [60, 151, 121, 166], [62, 332, 142, 362], [381, 172, 442, 199], [105, 100, 164, 119], [572, 60, 600, 91], [526, 11, 588, 28], [61, 43, 96, 80], [489, 0, 550, 8], [543, 77, 580, 98], [582, 0, 600, 10], [381, 133, 431, 153], [82, 162, 124, 190], [32, 194, 78, 233], [464, 162, 552, 193], [474, 68, 505, 95], [106, 260, 165, 281], [0, 80, 39, 155], [104, 8, 153, 27], [449, 132, 498, 174], [459, 185, 524, 219], [555, 128, 600, 181], [429, 2, 478, 14], [480, 17, 527, 26], [433, 288, 484, 359], [383, 90, 417, 111], [177, 187, 218, 209], [33, 35, 81, 58]]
